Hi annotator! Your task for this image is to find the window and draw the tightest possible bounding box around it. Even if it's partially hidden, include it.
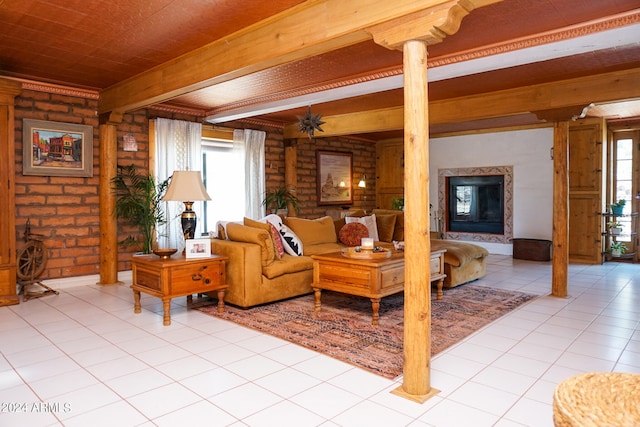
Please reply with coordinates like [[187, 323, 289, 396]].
[[613, 136, 633, 242], [201, 137, 245, 235]]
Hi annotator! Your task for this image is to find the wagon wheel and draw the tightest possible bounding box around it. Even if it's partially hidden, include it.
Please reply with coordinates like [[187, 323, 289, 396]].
[[16, 240, 48, 281]]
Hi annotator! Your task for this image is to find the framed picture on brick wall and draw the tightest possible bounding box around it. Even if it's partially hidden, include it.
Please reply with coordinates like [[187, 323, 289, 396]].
[[316, 150, 353, 205], [22, 118, 93, 177]]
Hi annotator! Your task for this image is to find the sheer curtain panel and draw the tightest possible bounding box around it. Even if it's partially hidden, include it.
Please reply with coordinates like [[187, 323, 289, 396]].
[[155, 118, 203, 252], [233, 129, 266, 219]]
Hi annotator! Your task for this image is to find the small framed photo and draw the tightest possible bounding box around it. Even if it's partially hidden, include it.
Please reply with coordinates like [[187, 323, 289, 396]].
[[185, 238, 211, 259]]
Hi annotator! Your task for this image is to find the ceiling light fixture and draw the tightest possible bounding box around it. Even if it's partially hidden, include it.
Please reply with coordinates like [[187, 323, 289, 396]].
[[296, 107, 325, 139]]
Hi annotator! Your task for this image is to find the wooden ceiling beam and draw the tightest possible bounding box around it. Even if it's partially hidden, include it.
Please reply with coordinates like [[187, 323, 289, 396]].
[[367, 0, 501, 49], [99, 0, 492, 115], [283, 67, 640, 138]]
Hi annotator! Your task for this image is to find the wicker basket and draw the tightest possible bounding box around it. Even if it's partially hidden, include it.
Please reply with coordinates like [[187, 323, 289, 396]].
[[553, 372, 640, 426]]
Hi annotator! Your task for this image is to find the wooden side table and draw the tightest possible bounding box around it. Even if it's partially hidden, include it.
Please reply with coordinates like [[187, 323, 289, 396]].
[[131, 254, 228, 325]]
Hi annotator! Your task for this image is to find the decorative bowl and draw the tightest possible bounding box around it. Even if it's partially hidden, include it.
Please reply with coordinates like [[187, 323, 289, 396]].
[[153, 248, 177, 259]]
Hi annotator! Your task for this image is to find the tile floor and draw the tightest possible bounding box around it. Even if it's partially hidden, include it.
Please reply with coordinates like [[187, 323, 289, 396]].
[[1, 255, 638, 426]]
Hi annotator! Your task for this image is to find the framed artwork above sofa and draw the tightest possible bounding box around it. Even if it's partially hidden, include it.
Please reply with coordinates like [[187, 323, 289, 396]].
[[316, 150, 353, 205]]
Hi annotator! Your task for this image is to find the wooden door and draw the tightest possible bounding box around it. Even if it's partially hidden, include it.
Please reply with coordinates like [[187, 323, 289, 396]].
[[568, 119, 606, 264], [376, 139, 404, 209]]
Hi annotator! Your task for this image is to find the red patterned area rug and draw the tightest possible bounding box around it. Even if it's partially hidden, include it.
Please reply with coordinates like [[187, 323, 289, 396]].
[[194, 285, 536, 379]]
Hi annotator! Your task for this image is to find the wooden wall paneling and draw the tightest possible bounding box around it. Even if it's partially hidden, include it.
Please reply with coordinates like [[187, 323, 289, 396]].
[[376, 139, 404, 209], [0, 79, 22, 306], [568, 118, 606, 264]]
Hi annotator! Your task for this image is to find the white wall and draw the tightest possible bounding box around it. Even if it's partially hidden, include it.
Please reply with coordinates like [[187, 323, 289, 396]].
[[430, 127, 554, 254]]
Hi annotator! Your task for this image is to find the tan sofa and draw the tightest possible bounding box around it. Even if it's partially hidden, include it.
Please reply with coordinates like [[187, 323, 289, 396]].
[[210, 210, 489, 308], [430, 238, 489, 288], [210, 216, 344, 308]]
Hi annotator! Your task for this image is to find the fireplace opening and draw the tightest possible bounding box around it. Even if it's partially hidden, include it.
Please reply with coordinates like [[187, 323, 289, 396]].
[[447, 175, 504, 234]]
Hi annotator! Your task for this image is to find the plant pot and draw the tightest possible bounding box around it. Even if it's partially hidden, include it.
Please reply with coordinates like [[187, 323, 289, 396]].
[[611, 227, 622, 236], [611, 248, 622, 257], [611, 206, 624, 215]]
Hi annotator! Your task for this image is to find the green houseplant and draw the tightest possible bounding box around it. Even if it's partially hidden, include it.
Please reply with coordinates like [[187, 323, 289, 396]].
[[610, 241, 627, 257], [607, 221, 623, 236], [391, 197, 404, 211], [112, 164, 171, 254], [262, 187, 301, 214]]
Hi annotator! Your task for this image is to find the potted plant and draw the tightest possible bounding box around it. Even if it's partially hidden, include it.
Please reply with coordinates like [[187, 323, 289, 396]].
[[112, 164, 171, 254], [607, 221, 623, 236], [262, 187, 301, 215], [610, 199, 626, 215], [610, 241, 627, 257], [391, 197, 404, 211]]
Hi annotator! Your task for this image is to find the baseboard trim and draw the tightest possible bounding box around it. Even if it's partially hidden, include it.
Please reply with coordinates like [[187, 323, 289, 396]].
[[40, 271, 132, 290]]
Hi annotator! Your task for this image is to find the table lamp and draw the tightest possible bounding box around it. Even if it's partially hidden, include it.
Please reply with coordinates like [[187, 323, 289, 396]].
[[162, 171, 211, 240]]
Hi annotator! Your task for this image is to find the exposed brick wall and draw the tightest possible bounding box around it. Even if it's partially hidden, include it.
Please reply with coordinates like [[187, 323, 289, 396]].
[[260, 126, 376, 219], [13, 90, 157, 278], [13, 93, 375, 280], [14, 90, 102, 279]]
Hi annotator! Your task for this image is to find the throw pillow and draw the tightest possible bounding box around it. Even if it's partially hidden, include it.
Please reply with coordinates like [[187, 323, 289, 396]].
[[345, 214, 379, 241], [215, 220, 240, 240], [284, 216, 337, 246], [216, 222, 227, 240], [262, 213, 284, 230], [269, 223, 285, 258], [279, 224, 303, 256], [375, 214, 397, 243], [226, 223, 275, 267], [338, 222, 369, 246], [372, 209, 404, 241], [244, 217, 282, 259], [333, 217, 346, 236]]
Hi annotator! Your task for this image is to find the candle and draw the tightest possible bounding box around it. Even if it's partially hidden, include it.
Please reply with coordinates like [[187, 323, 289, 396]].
[[361, 237, 374, 250]]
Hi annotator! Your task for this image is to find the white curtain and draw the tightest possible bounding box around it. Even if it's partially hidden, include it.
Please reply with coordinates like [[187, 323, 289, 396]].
[[233, 129, 266, 219], [155, 118, 203, 252]]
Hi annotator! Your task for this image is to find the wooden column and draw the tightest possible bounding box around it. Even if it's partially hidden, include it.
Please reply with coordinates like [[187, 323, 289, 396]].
[[98, 112, 123, 286], [391, 40, 438, 403], [284, 139, 298, 217], [552, 121, 569, 297], [0, 79, 21, 306]]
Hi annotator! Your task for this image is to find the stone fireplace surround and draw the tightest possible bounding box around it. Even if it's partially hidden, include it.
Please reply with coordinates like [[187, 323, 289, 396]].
[[438, 166, 513, 244]]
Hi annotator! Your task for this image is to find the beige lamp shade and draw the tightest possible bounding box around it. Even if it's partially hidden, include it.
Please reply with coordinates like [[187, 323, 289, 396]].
[[163, 171, 211, 202], [358, 174, 366, 188]]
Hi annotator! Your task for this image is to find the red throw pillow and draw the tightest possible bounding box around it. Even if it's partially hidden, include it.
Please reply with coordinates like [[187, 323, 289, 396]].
[[338, 222, 369, 246], [269, 223, 285, 258]]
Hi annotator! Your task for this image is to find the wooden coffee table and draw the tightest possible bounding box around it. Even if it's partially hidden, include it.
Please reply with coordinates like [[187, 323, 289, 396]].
[[311, 249, 446, 325]]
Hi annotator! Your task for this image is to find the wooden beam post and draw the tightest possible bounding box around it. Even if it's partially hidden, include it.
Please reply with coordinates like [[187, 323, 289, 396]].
[[284, 139, 298, 217], [391, 40, 438, 403], [98, 112, 123, 286], [552, 121, 569, 297]]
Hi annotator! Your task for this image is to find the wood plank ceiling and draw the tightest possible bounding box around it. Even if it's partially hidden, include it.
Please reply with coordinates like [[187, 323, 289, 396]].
[[1, 0, 639, 140]]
